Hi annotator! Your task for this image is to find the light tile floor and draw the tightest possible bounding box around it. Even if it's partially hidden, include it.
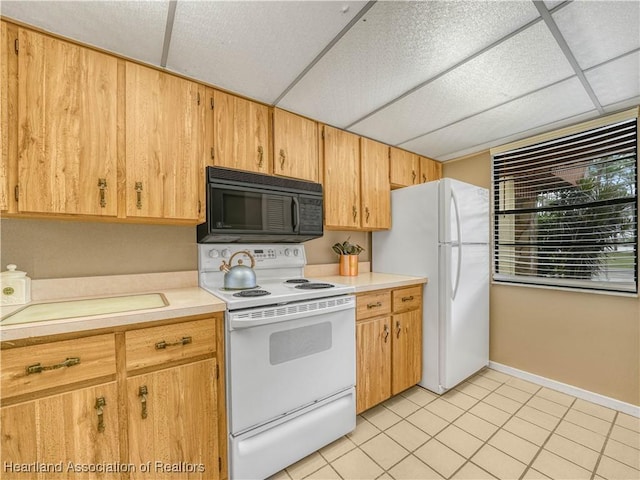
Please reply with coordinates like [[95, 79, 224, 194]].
[[270, 368, 640, 480]]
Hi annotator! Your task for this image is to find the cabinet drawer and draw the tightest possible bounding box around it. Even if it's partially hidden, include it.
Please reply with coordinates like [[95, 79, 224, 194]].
[[126, 318, 216, 372], [356, 291, 391, 321], [392, 286, 422, 313], [1, 334, 116, 399]]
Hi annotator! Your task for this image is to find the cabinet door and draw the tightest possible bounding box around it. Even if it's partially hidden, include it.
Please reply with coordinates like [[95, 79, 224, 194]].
[[128, 359, 219, 480], [17, 28, 118, 216], [391, 309, 423, 395], [356, 316, 391, 414], [389, 147, 420, 188], [213, 90, 270, 175], [273, 108, 318, 182], [360, 137, 390, 230], [419, 156, 442, 183], [125, 62, 204, 220], [1, 382, 120, 480], [323, 125, 361, 229]]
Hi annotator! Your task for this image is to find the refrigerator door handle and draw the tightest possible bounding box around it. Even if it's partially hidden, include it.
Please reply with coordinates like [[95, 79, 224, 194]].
[[451, 189, 462, 300]]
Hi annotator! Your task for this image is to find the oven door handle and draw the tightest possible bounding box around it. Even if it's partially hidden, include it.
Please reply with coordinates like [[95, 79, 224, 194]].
[[228, 296, 355, 330]]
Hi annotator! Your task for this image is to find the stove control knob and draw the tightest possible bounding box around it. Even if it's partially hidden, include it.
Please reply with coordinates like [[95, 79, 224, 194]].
[[284, 248, 291, 257], [208, 249, 220, 258], [293, 248, 299, 256], [221, 249, 231, 258]]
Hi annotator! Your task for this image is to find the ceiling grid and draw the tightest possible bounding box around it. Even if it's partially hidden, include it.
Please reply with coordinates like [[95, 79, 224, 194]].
[[1, 0, 638, 161]]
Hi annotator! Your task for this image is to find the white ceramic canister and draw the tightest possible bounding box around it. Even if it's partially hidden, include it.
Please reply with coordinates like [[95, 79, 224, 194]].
[[1, 264, 32, 305]]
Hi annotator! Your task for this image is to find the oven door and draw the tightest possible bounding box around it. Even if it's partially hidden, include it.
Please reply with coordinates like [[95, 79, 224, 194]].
[[226, 296, 355, 435]]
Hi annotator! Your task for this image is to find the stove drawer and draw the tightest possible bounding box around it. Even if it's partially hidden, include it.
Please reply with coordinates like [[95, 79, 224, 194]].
[[1, 334, 116, 399], [356, 291, 391, 320], [125, 319, 216, 372]]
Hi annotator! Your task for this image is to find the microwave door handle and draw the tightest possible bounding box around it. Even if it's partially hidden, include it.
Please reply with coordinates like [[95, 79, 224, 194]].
[[292, 197, 300, 233]]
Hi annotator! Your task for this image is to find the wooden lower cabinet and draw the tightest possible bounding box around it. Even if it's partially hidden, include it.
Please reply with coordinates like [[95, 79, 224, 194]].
[[0, 315, 226, 480], [1, 382, 120, 480], [356, 285, 423, 414], [127, 359, 218, 480]]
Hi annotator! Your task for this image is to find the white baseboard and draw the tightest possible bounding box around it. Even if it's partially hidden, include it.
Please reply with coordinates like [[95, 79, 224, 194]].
[[488, 361, 640, 418]]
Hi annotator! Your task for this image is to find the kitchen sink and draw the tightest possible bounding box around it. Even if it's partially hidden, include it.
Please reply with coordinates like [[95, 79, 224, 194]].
[[1, 293, 168, 325]]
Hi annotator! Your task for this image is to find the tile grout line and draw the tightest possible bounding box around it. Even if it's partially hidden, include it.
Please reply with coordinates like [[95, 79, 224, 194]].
[[590, 410, 619, 480]]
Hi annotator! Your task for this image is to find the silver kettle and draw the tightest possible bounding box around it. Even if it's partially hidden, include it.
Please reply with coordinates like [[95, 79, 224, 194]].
[[219, 251, 257, 289]]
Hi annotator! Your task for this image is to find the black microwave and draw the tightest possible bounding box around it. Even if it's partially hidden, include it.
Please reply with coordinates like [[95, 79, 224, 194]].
[[197, 166, 323, 243]]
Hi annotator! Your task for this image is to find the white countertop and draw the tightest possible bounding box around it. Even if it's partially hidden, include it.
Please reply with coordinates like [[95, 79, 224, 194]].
[[315, 272, 427, 293], [0, 270, 426, 342], [0, 286, 226, 343]]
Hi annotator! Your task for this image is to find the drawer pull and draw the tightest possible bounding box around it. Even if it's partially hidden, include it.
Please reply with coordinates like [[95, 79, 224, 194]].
[[366, 301, 382, 309], [138, 385, 148, 419], [26, 356, 81, 375], [95, 397, 106, 433], [155, 336, 192, 350], [401, 295, 414, 302]]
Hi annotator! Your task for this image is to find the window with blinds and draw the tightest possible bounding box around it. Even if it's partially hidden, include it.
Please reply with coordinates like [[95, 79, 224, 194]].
[[492, 117, 637, 293]]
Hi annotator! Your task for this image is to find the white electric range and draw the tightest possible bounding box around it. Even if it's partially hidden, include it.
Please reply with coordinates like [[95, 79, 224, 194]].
[[198, 243, 356, 480]]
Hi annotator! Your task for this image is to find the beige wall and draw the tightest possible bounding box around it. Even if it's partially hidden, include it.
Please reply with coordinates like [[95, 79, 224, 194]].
[[444, 151, 640, 406], [0, 217, 369, 279]]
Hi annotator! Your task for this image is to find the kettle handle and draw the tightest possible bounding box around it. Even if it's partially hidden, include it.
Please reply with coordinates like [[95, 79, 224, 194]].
[[228, 250, 256, 269]]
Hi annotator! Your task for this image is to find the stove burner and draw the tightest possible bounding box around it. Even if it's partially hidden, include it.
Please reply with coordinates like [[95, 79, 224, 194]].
[[232, 290, 271, 298], [294, 283, 334, 290], [285, 279, 309, 284]]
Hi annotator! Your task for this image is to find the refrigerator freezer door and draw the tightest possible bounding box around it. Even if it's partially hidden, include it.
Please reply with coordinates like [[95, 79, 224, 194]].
[[439, 179, 489, 245], [439, 243, 489, 390]]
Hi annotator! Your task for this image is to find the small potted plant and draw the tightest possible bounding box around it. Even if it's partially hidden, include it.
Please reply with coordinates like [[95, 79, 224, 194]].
[[332, 238, 364, 276]]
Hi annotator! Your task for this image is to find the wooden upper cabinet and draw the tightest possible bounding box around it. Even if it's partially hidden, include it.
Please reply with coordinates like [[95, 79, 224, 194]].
[[125, 62, 204, 220], [419, 156, 442, 183], [360, 138, 390, 230], [389, 147, 420, 188], [16, 28, 118, 216], [273, 108, 318, 182], [212, 90, 270, 174], [323, 125, 361, 229]]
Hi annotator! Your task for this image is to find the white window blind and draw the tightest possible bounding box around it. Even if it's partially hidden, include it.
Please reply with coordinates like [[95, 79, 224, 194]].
[[492, 118, 637, 293]]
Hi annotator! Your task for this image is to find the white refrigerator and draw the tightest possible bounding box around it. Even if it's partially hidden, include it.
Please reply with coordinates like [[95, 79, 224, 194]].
[[373, 178, 489, 394]]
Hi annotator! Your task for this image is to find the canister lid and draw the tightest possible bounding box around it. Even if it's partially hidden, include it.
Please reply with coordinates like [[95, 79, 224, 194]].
[[1, 264, 28, 279]]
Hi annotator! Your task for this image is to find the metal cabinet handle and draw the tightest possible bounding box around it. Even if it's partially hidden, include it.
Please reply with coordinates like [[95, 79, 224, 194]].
[[155, 336, 192, 350], [279, 149, 286, 169], [352, 205, 358, 222], [422, 173, 427, 182], [365, 207, 370, 222], [412, 170, 417, 183], [138, 385, 148, 419], [135, 182, 143, 209], [367, 301, 382, 309], [98, 178, 107, 208], [383, 324, 390, 343], [95, 397, 106, 433], [396, 320, 402, 339], [402, 295, 414, 302], [26, 357, 80, 375], [257, 146, 264, 167]]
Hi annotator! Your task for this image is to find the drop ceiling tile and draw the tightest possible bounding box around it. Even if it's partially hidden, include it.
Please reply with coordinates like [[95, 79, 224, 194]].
[[585, 51, 640, 107], [349, 21, 574, 146], [277, 0, 540, 128], [400, 77, 596, 160], [166, 1, 366, 104], [0, 1, 169, 65], [553, 1, 640, 69]]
